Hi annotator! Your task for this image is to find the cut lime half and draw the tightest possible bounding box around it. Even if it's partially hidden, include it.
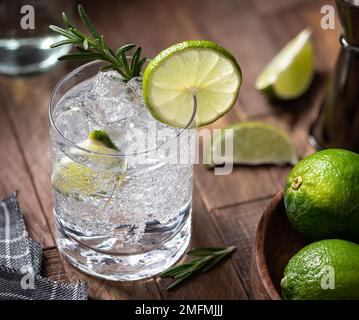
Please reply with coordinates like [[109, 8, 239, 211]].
[[52, 130, 124, 198], [205, 121, 298, 168], [255, 29, 314, 100], [143, 40, 242, 128]]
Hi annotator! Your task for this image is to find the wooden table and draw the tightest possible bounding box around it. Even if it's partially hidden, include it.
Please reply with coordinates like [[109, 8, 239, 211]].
[[0, 0, 339, 299]]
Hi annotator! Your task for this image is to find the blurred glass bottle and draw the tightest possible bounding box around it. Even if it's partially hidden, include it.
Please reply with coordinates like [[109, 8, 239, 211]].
[[310, 0, 359, 152], [0, 0, 72, 76]]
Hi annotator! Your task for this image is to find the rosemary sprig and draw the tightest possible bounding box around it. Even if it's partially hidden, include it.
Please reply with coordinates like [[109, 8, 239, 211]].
[[49, 4, 146, 81], [160, 246, 236, 290]]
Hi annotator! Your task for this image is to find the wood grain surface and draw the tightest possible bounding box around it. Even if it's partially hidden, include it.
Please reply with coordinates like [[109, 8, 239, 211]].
[[0, 0, 340, 299]]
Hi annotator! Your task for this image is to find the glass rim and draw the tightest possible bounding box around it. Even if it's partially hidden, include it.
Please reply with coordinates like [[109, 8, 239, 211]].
[[48, 60, 197, 158]]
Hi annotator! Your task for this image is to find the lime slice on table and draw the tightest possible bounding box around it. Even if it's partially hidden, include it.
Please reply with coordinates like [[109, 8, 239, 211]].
[[255, 29, 314, 100], [143, 40, 242, 127], [53, 130, 124, 197], [205, 121, 298, 168]]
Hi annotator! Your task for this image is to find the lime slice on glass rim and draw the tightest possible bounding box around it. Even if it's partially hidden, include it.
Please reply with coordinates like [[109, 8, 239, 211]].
[[255, 29, 314, 100], [143, 40, 242, 127], [52, 130, 125, 197], [205, 121, 298, 168]]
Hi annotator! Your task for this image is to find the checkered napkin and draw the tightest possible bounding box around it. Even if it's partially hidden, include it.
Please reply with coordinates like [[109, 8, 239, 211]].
[[0, 193, 87, 300]]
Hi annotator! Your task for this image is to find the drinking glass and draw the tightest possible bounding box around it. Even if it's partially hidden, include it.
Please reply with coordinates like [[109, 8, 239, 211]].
[[49, 61, 196, 280]]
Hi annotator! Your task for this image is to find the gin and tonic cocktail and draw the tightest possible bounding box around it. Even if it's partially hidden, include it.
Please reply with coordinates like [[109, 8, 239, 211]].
[[50, 61, 196, 280], [49, 6, 241, 280]]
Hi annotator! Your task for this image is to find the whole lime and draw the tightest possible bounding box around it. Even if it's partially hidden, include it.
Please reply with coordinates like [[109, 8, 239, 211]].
[[281, 239, 359, 300], [284, 149, 359, 240]]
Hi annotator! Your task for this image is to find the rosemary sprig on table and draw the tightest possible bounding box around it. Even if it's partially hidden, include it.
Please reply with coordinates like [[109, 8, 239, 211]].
[[49, 4, 146, 81], [160, 246, 236, 290]]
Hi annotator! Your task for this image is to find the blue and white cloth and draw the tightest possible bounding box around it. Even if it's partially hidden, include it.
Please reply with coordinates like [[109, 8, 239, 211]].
[[0, 193, 87, 300]]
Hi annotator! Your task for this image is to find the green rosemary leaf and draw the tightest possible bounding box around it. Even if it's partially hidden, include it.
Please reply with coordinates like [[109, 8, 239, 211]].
[[83, 38, 89, 50], [78, 4, 100, 39], [50, 5, 146, 81], [201, 255, 226, 273], [112, 65, 131, 79], [118, 68, 129, 79], [98, 35, 106, 50], [160, 246, 236, 290], [202, 248, 236, 272], [135, 57, 147, 76], [173, 261, 206, 279], [160, 263, 192, 278], [116, 44, 136, 57], [58, 52, 104, 61], [49, 25, 75, 39], [166, 274, 192, 290], [50, 39, 76, 48], [121, 52, 131, 74], [62, 12, 73, 28], [131, 47, 141, 73], [188, 247, 228, 257], [68, 27, 88, 41]]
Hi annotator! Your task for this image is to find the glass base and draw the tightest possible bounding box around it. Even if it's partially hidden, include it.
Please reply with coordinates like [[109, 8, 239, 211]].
[[56, 214, 191, 281]]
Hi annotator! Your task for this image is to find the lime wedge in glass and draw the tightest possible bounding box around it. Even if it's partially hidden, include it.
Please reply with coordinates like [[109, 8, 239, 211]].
[[205, 121, 298, 167], [255, 29, 314, 100], [143, 40, 242, 127], [52, 130, 124, 197]]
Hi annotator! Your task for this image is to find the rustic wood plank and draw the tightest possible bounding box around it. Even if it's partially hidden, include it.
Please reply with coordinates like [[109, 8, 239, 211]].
[[0, 87, 54, 247], [251, 0, 311, 17], [214, 198, 272, 297], [194, 164, 284, 212], [157, 187, 249, 300], [42, 247, 70, 282]]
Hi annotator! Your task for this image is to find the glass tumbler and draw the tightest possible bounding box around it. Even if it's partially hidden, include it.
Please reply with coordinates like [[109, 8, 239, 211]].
[[49, 61, 196, 280]]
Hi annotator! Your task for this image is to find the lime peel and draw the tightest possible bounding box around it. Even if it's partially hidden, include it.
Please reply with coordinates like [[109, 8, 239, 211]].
[[291, 176, 303, 190], [88, 130, 119, 151], [206, 121, 298, 168], [255, 29, 314, 100], [143, 40, 242, 128], [53, 130, 124, 197]]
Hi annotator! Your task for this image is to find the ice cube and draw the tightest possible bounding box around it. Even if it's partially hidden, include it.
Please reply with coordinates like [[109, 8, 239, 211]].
[[54, 100, 90, 144], [124, 77, 144, 105], [91, 70, 124, 97], [89, 71, 137, 124], [83, 92, 110, 127]]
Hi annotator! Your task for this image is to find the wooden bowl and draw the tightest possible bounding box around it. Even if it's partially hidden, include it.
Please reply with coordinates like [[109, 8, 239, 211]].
[[250, 191, 308, 300]]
